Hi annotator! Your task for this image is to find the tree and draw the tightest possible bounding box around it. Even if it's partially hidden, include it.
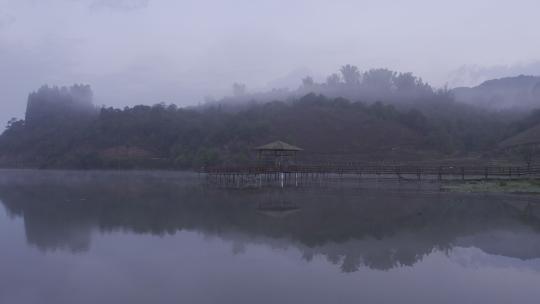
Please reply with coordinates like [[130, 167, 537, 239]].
[[25, 84, 97, 128], [340, 65, 361, 86], [232, 83, 246, 97], [302, 76, 315, 87], [394, 72, 417, 92], [326, 73, 341, 86], [362, 69, 396, 92], [6, 118, 19, 129]]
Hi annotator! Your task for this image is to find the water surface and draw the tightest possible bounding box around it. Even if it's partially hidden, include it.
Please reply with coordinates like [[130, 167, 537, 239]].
[[1, 170, 540, 304]]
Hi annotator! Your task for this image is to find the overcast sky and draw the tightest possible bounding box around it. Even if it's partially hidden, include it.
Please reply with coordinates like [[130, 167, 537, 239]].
[[1, 0, 540, 126]]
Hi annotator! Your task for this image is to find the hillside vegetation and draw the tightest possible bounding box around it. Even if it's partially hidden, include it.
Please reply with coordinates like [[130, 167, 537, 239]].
[[1, 68, 539, 169], [453, 75, 540, 109]]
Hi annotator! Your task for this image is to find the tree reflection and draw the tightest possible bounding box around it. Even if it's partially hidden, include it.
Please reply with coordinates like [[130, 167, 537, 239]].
[[1, 171, 540, 272]]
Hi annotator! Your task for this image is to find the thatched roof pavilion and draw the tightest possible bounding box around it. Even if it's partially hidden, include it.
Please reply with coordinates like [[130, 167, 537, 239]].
[[254, 141, 303, 165], [255, 141, 303, 152]]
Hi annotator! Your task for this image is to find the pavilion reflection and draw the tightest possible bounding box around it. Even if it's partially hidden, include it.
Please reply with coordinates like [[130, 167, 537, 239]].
[[1, 171, 540, 272], [256, 191, 300, 218]]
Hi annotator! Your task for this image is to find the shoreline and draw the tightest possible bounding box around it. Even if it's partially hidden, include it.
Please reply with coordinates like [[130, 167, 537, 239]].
[[2, 168, 540, 195], [441, 179, 540, 194]]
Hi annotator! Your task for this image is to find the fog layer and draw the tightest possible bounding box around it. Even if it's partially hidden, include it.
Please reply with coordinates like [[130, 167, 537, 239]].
[[1, 0, 540, 125]]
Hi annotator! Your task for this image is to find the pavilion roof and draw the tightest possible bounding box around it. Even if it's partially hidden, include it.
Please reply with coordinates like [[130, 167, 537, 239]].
[[254, 141, 303, 151]]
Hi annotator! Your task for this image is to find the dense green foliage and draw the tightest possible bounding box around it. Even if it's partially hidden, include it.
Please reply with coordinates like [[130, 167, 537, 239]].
[[0, 75, 538, 169]]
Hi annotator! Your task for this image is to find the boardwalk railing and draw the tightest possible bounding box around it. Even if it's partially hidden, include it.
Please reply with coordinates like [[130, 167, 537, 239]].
[[202, 164, 540, 182]]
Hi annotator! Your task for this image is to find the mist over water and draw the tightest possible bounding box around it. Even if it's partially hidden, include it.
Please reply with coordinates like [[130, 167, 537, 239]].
[[1, 170, 540, 303]]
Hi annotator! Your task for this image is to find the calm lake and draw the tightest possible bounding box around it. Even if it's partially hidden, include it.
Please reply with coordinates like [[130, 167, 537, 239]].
[[1, 170, 540, 304]]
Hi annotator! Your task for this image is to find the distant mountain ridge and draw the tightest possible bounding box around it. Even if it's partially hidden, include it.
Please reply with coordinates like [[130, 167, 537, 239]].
[[453, 75, 540, 109]]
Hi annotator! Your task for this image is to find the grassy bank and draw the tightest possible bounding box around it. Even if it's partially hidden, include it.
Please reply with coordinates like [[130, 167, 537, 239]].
[[442, 179, 540, 194]]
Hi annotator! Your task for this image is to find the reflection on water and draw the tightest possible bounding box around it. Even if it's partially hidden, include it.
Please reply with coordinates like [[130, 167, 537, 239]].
[[1, 170, 540, 303], [2, 170, 540, 271]]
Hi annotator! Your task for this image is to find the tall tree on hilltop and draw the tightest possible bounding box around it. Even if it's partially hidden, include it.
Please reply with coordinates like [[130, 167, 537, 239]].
[[232, 83, 247, 97], [340, 65, 361, 86], [302, 76, 315, 88], [326, 73, 341, 86]]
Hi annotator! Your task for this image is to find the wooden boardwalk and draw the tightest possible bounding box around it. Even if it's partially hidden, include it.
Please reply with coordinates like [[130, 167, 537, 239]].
[[202, 163, 540, 188]]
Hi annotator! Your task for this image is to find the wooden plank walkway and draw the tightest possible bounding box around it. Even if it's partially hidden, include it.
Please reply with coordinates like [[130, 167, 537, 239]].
[[203, 164, 539, 177], [202, 163, 540, 186]]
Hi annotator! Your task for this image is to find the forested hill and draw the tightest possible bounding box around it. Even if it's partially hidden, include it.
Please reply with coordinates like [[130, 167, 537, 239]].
[[0, 84, 533, 169], [211, 66, 440, 109], [453, 75, 540, 109]]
